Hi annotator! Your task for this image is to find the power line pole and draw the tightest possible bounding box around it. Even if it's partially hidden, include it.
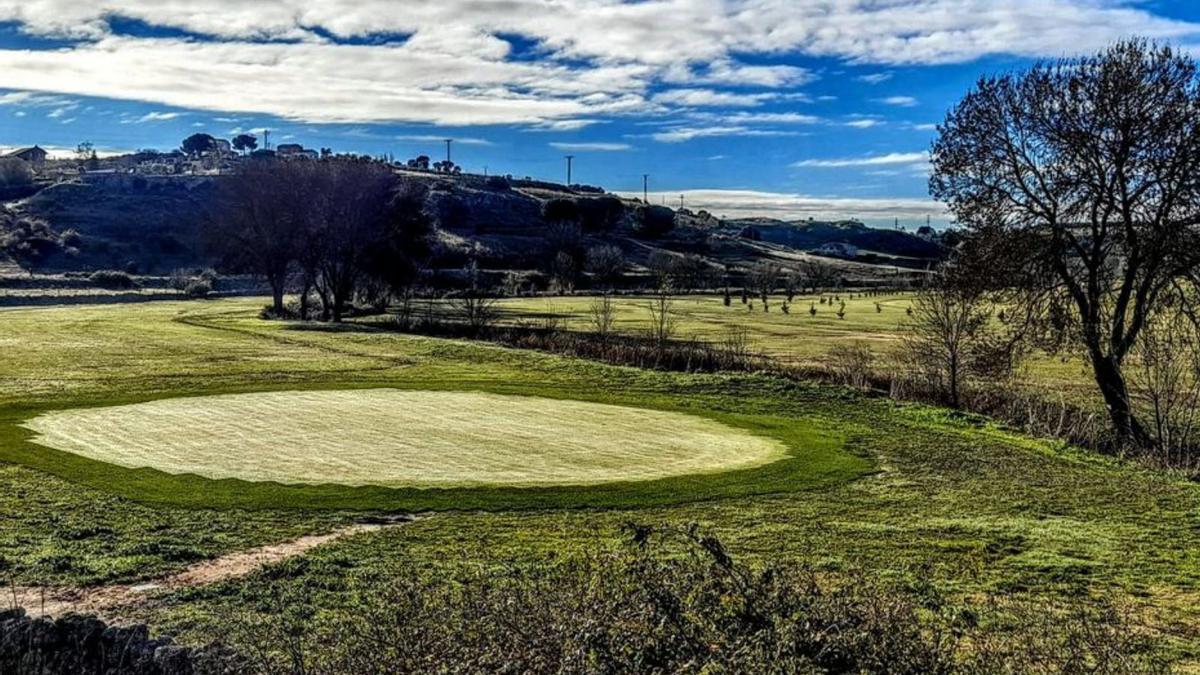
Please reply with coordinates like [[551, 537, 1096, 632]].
[[444, 139, 453, 164], [262, 129, 270, 151], [642, 174, 649, 203], [679, 194, 684, 210], [564, 155, 574, 185]]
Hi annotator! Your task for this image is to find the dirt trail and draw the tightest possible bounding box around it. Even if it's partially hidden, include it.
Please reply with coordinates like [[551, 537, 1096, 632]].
[[6, 515, 418, 624]]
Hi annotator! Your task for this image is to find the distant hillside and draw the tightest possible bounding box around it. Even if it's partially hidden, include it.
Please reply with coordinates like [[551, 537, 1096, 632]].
[[724, 218, 943, 259], [2, 169, 940, 285]]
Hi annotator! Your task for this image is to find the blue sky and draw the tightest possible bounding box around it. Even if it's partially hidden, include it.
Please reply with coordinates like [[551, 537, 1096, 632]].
[[1, 1, 1199, 226]]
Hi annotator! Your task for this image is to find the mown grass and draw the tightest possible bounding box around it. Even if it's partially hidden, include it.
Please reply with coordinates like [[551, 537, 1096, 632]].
[[494, 293, 1096, 398], [1, 299, 1199, 666]]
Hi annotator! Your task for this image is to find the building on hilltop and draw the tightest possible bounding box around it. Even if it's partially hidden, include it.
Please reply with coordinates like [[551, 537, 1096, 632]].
[[813, 242, 859, 259], [4, 146, 48, 170]]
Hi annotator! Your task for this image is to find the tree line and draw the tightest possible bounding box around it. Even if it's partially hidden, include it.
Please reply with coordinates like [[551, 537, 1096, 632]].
[[211, 158, 430, 321]]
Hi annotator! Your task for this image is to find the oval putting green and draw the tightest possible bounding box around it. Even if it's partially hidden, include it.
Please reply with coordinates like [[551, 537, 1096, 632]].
[[22, 389, 788, 488]]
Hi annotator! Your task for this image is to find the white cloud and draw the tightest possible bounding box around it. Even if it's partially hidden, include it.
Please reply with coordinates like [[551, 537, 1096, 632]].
[[877, 95, 918, 106], [651, 126, 803, 143], [397, 134, 493, 146], [549, 141, 631, 151], [792, 151, 928, 167], [652, 88, 777, 108], [0, 144, 131, 159], [0, 1, 1195, 126], [618, 189, 944, 221], [845, 118, 884, 128], [124, 110, 186, 123], [857, 72, 893, 84]]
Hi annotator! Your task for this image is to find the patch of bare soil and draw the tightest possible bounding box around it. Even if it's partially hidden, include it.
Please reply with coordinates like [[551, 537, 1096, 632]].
[[6, 514, 418, 624]]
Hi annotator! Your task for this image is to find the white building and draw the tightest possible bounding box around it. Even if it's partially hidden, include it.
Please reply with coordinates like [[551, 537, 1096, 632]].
[[814, 242, 859, 258]]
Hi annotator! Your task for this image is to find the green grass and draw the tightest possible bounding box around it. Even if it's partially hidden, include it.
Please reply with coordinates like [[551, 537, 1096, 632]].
[[493, 292, 1097, 398], [23, 389, 789, 487], [1, 299, 1199, 664], [0, 301, 865, 510]]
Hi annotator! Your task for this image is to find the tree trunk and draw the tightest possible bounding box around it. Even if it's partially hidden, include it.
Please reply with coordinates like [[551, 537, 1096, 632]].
[[270, 283, 285, 314], [1091, 354, 1152, 448]]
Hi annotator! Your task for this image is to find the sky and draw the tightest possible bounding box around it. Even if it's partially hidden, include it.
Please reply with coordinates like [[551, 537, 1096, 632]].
[[1, 1, 1199, 226]]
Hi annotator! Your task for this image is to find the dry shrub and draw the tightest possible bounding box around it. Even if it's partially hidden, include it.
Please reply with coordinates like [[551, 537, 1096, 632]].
[[224, 527, 1159, 675], [827, 341, 875, 389]]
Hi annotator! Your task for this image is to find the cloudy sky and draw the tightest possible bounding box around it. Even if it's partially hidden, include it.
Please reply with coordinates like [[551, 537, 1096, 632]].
[[1, 1, 1199, 225]]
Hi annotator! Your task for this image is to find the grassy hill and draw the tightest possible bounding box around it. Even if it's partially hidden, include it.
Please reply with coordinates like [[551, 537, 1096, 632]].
[[2, 169, 943, 284]]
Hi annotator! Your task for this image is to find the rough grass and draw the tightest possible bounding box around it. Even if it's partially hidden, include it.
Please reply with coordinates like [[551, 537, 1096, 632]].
[[23, 389, 786, 487]]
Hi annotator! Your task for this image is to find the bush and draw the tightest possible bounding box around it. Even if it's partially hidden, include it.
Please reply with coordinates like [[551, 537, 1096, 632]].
[[633, 204, 676, 239], [227, 526, 959, 674], [87, 270, 137, 290], [0, 158, 32, 188], [577, 196, 625, 231], [184, 278, 212, 298], [485, 175, 510, 191], [827, 342, 875, 389]]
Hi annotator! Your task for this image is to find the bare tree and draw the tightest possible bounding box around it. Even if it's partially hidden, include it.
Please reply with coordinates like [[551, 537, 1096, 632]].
[[931, 40, 1200, 446], [747, 262, 779, 303], [212, 159, 310, 314], [898, 280, 999, 408], [647, 281, 676, 346], [454, 259, 497, 334], [1129, 309, 1200, 469], [585, 244, 626, 289], [589, 293, 617, 339]]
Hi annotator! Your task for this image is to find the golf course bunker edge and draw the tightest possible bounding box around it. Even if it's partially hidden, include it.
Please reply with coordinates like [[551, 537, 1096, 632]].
[[21, 389, 788, 488]]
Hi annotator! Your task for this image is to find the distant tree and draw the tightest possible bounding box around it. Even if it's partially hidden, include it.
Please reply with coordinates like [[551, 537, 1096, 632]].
[[550, 250, 578, 293], [181, 133, 217, 158], [931, 39, 1200, 446], [232, 134, 258, 155], [212, 159, 309, 313], [543, 198, 579, 226], [577, 196, 625, 232], [633, 205, 675, 239], [747, 262, 779, 301], [309, 162, 420, 321], [585, 244, 626, 288]]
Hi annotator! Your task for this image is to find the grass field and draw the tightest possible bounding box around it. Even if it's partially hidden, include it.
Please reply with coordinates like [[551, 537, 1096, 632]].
[[1, 298, 1198, 666], [493, 292, 1096, 397], [24, 389, 786, 487]]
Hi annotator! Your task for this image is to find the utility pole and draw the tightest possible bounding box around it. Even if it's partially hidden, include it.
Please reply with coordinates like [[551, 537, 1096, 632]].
[[564, 155, 574, 186], [642, 174, 649, 203], [262, 129, 271, 151], [679, 194, 684, 210], [444, 139, 453, 164]]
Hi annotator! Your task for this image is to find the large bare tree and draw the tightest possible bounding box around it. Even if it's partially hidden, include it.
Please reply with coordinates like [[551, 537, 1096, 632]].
[[213, 159, 312, 313], [931, 40, 1200, 446]]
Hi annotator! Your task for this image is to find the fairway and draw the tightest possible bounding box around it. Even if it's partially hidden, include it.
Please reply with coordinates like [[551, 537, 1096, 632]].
[[22, 389, 787, 487]]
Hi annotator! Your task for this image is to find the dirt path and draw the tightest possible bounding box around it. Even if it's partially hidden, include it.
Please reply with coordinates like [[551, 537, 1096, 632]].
[[6, 515, 418, 623]]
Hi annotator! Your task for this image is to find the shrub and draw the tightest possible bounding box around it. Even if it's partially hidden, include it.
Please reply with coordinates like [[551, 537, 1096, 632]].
[[577, 196, 625, 231], [87, 270, 137, 290], [633, 204, 676, 239], [828, 342, 875, 389], [0, 158, 32, 188], [485, 175, 510, 191], [184, 278, 212, 298]]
